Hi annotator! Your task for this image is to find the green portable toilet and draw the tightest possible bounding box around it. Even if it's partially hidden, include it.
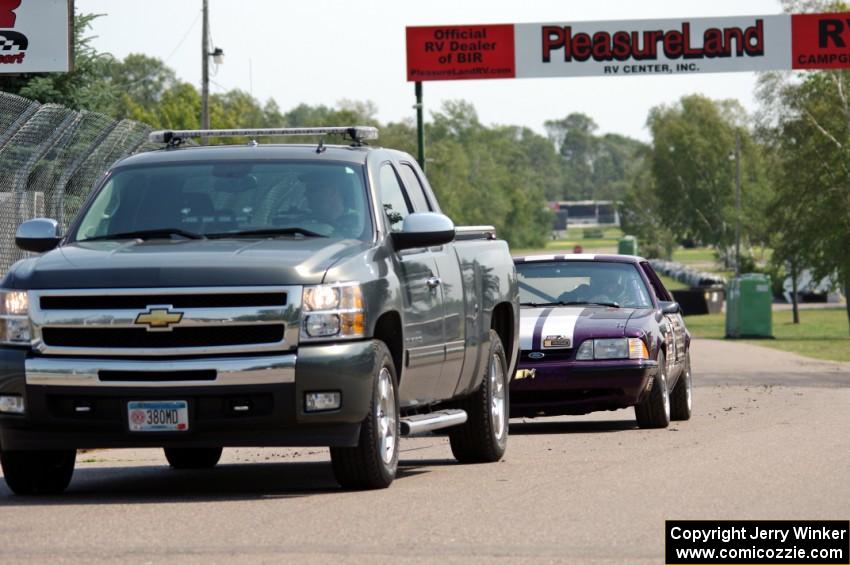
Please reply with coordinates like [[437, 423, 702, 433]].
[[725, 274, 773, 338], [618, 235, 638, 256]]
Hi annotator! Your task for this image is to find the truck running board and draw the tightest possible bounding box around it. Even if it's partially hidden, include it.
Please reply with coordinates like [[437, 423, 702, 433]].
[[400, 409, 467, 436]]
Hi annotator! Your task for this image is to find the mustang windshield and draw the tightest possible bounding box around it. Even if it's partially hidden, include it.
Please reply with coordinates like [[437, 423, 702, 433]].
[[73, 161, 372, 242], [516, 261, 653, 309]]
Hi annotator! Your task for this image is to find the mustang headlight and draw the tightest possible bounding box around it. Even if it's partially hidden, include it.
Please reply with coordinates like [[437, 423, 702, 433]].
[[0, 290, 31, 345], [575, 337, 648, 360], [594, 338, 629, 359], [576, 340, 594, 360], [301, 283, 365, 340]]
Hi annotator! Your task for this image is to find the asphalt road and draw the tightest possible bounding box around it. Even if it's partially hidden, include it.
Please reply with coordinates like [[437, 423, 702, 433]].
[[1, 339, 849, 564]]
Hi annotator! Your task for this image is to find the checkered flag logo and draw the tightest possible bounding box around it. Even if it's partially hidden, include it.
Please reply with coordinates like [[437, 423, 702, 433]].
[[0, 30, 27, 52]]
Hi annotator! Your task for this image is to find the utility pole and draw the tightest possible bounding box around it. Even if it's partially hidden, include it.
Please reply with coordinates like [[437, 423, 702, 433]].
[[734, 130, 742, 276], [201, 0, 210, 143], [415, 81, 425, 172]]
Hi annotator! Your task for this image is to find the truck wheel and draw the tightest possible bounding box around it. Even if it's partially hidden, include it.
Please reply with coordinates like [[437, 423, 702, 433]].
[[635, 351, 671, 429], [0, 449, 76, 495], [330, 341, 399, 490], [163, 447, 223, 469], [449, 329, 508, 463], [670, 353, 693, 421]]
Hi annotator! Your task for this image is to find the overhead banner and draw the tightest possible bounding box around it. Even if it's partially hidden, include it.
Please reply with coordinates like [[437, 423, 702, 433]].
[[406, 12, 850, 81], [0, 0, 72, 74]]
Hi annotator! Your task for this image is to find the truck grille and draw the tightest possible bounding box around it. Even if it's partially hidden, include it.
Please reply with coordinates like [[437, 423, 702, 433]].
[[42, 325, 285, 349], [29, 286, 302, 357], [40, 293, 286, 310]]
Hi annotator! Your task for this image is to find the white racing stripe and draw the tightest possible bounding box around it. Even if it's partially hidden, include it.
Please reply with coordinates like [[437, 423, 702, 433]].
[[519, 309, 542, 350], [516, 254, 597, 262], [519, 306, 586, 350], [540, 307, 585, 349]]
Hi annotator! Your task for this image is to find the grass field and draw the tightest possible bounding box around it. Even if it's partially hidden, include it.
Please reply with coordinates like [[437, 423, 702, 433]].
[[511, 227, 623, 256], [513, 229, 744, 279], [672, 247, 717, 263], [685, 308, 850, 363], [658, 274, 688, 291]]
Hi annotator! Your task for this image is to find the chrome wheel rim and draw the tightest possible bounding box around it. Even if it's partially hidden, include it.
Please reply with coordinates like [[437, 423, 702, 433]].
[[685, 364, 693, 412], [489, 353, 507, 441], [660, 365, 670, 419], [376, 367, 397, 465]]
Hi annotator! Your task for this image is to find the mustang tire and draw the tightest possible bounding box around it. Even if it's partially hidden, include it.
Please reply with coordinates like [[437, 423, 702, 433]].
[[164, 447, 223, 469], [330, 340, 399, 490], [670, 353, 693, 421], [635, 351, 671, 429], [449, 329, 509, 463], [0, 449, 76, 495]]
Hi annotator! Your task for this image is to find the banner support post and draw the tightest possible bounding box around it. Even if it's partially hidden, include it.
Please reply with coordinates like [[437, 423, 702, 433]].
[[415, 81, 425, 171]]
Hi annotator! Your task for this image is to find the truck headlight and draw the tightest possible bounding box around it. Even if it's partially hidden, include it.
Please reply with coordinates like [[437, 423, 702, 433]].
[[574, 338, 648, 360], [301, 283, 365, 340], [0, 290, 30, 345]]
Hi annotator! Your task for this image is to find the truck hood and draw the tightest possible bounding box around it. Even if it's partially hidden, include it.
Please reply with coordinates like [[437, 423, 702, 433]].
[[519, 305, 647, 351], [6, 237, 372, 289]]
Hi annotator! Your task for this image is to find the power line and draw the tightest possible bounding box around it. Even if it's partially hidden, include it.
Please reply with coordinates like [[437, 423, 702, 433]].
[[164, 10, 202, 65], [120, 11, 201, 88]]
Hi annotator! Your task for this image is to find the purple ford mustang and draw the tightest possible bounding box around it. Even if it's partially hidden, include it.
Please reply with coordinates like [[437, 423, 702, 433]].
[[511, 254, 692, 428]]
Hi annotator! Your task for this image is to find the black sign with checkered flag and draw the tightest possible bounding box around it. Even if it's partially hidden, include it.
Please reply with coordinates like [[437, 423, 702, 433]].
[[0, 30, 27, 52]]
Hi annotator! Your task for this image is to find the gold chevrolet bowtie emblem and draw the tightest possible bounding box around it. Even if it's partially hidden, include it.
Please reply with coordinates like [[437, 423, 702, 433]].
[[135, 307, 184, 330]]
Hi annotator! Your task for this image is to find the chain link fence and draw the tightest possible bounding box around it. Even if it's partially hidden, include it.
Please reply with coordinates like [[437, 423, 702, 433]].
[[0, 92, 160, 273]]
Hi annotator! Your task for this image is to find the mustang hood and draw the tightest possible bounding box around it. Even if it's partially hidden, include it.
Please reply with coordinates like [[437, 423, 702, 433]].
[[519, 306, 642, 351], [6, 238, 370, 289]]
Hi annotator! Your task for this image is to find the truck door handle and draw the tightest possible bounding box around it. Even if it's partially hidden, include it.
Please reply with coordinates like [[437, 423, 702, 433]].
[[426, 276, 441, 289]]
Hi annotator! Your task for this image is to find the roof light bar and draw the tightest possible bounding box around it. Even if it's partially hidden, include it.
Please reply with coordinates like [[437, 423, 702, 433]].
[[148, 126, 379, 145]]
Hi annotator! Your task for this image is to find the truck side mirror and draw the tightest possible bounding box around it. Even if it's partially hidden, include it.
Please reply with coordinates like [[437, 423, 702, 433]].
[[391, 212, 455, 251], [16, 218, 61, 253]]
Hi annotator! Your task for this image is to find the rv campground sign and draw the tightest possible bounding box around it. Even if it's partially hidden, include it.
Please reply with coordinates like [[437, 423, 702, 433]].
[[406, 13, 850, 81]]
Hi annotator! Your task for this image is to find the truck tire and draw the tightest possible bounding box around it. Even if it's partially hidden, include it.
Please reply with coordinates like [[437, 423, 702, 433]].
[[330, 340, 399, 490], [635, 351, 671, 429], [164, 447, 223, 469], [449, 329, 509, 463], [670, 353, 693, 421], [0, 449, 76, 495]]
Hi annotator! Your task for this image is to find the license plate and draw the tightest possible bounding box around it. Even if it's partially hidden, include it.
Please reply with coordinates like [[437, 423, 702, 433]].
[[128, 401, 189, 432]]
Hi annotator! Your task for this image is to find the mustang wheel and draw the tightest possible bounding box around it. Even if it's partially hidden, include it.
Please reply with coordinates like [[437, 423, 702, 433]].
[[331, 340, 399, 489], [449, 329, 509, 463], [0, 449, 76, 495], [635, 351, 671, 429], [164, 447, 223, 469], [670, 353, 693, 421]]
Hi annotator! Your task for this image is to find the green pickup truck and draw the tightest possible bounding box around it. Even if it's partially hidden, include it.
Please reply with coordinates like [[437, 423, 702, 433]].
[[0, 127, 519, 493]]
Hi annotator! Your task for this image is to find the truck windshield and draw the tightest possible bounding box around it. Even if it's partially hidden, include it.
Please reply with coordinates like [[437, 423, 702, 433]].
[[516, 260, 653, 309], [72, 161, 372, 242]]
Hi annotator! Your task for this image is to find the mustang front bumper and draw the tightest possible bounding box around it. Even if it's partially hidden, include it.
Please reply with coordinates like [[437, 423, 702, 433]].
[[510, 358, 659, 417]]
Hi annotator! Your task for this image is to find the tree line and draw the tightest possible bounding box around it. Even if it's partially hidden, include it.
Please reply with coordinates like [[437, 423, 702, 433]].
[[0, 13, 649, 249], [1, 8, 848, 330]]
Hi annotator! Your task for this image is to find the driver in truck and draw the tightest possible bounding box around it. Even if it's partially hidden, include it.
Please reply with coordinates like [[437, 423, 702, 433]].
[[302, 172, 360, 238]]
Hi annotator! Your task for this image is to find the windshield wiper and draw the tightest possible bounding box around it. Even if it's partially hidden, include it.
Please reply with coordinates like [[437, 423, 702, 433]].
[[520, 300, 621, 308], [207, 227, 327, 239], [566, 300, 621, 308], [78, 228, 206, 242]]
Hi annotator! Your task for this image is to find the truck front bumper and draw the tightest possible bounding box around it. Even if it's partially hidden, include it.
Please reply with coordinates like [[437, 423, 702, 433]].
[[0, 341, 377, 450]]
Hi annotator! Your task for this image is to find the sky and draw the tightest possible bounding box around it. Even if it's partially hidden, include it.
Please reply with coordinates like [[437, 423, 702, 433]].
[[77, 0, 785, 142]]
